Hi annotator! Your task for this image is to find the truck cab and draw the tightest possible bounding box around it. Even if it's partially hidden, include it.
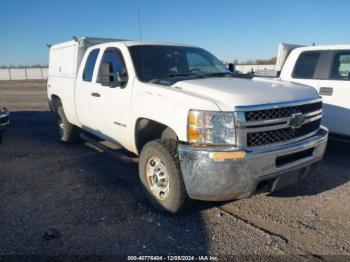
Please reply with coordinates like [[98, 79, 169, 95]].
[[278, 44, 350, 138]]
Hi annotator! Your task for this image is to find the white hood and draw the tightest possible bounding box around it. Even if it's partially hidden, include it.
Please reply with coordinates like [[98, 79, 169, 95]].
[[172, 77, 319, 111]]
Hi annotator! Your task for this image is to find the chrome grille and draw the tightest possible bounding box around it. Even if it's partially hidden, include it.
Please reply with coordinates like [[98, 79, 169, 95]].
[[247, 119, 321, 147], [235, 99, 323, 148], [245, 101, 322, 122]]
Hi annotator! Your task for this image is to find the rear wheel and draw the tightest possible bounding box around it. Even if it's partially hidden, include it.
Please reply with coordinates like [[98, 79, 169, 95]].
[[139, 139, 192, 214], [55, 106, 80, 143]]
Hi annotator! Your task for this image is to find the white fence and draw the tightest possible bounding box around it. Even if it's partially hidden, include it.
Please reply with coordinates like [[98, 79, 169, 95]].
[[0, 68, 48, 80]]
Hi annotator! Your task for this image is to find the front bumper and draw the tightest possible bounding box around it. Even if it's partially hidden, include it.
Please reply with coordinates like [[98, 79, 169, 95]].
[[0, 111, 10, 133], [178, 126, 328, 201]]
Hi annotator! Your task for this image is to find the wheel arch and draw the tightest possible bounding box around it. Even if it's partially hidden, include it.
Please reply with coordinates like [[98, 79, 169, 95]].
[[50, 94, 62, 112], [134, 118, 178, 155]]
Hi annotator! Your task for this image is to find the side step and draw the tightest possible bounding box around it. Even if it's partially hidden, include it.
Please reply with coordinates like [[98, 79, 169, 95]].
[[80, 132, 138, 164]]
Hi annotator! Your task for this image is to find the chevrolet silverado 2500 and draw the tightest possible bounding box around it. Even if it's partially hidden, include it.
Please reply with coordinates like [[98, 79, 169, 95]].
[[47, 37, 328, 213]]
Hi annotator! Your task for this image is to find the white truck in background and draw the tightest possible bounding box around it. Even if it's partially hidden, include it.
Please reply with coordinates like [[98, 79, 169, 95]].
[[47, 37, 328, 214], [274, 43, 350, 139]]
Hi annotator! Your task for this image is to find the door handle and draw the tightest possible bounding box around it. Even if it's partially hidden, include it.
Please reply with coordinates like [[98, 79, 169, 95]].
[[91, 92, 101, 97], [319, 87, 333, 96]]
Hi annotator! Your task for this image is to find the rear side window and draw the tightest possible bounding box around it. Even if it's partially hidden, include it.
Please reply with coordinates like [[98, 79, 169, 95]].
[[329, 52, 350, 80], [83, 49, 100, 82], [293, 52, 321, 79]]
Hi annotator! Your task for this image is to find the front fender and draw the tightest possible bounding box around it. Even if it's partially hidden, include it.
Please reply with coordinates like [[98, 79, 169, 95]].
[[130, 84, 220, 149]]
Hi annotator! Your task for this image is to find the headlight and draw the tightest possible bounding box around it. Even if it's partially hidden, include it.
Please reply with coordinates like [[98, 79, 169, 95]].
[[187, 110, 236, 145]]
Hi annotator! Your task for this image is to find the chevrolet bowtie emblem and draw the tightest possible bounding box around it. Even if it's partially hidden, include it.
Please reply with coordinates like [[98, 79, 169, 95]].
[[288, 113, 306, 129]]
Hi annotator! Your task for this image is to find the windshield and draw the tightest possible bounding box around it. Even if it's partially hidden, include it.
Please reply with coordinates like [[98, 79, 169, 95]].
[[128, 45, 231, 82]]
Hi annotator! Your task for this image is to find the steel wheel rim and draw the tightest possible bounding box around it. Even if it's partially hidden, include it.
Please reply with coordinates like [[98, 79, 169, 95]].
[[146, 156, 170, 200]]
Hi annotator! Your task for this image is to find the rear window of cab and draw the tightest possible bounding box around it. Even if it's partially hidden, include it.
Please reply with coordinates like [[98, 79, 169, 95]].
[[292, 51, 321, 79]]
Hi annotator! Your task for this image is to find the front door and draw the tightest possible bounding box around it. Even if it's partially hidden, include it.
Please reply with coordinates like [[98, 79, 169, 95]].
[[93, 47, 133, 147], [318, 51, 350, 136]]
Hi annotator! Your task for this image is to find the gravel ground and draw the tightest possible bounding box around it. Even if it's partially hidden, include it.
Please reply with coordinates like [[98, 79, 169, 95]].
[[0, 81, 349, 259]]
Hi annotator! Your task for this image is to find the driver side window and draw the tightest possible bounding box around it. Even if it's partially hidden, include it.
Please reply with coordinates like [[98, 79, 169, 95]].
[[97, 48, 127, 84]]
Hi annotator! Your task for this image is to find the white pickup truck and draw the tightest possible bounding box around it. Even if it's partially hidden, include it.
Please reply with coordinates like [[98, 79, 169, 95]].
[[47, 37, 328, 213], [275, 43, 350, 139]]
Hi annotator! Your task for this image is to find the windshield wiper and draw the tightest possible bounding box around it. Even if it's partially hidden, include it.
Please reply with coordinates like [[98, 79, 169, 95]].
[[148, 72, 205, 82], [205, 72, 233, 77], [167, 73, 193, 77]]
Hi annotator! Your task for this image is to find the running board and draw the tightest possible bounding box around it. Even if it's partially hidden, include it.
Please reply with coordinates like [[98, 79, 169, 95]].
[[80, 132, 138, 164]]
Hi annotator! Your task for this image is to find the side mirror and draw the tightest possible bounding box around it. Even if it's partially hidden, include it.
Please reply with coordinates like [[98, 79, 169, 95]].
[[228, 63, 235, 73], [100, 62, 128, 88], [100, 62, 113, 86], [116, 71, 128, 87]]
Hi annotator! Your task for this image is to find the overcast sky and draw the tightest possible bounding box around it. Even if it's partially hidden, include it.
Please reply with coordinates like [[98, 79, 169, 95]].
[[1, 0, 349, 65]]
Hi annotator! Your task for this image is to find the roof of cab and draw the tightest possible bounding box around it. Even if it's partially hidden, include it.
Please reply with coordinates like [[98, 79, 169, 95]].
[[49, 37, 197, 49], [120, 40, 196, 47], [294, 44, 350, 52]]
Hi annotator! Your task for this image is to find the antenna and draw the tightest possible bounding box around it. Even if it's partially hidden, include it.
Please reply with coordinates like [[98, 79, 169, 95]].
[[137, 8, 146, 81], [137, 9, 143, 42]]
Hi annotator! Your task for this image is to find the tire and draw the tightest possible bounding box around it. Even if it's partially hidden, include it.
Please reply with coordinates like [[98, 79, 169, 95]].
[[54, 106, 80, 143], [139, 139, 192, 214]]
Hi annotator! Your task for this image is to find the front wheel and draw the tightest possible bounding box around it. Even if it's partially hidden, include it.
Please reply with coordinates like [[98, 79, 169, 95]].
[[139, 139, 192, 214]]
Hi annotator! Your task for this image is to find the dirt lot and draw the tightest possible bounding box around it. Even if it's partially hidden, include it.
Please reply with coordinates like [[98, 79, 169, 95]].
[[0, 81, 349, 259]]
